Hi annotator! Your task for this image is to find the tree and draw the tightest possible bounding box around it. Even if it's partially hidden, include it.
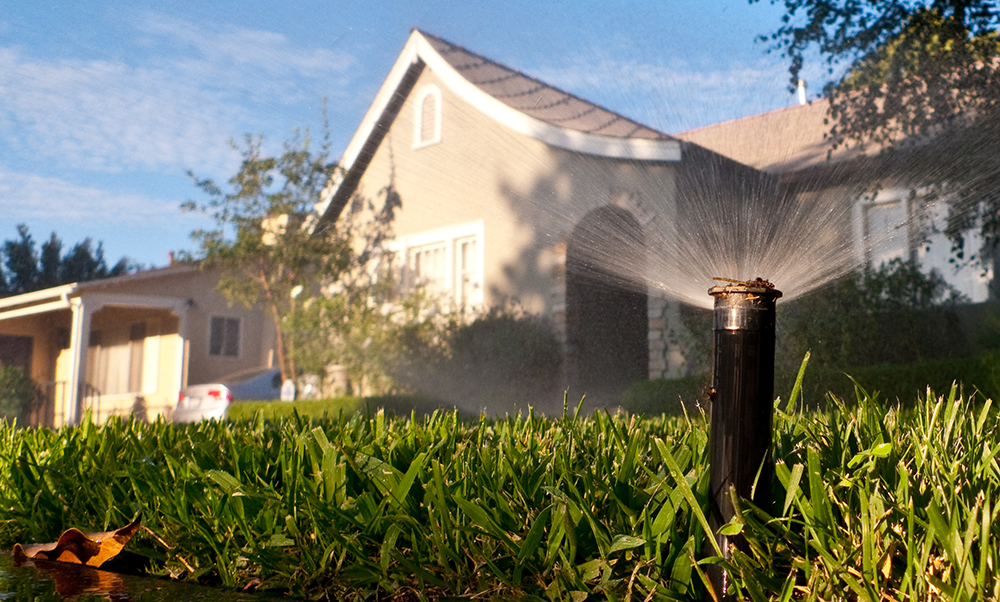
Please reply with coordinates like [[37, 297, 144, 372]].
[[754, 0, 1000, 258], [38, 233, 62, 289], [60, 238, 129, 283], [0, 225, 137, 296], [183, 124, 403, 388], [3, 225, 39, 294]]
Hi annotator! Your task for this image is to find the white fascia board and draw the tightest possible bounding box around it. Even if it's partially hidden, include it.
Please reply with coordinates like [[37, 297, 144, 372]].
[[314, 34, 424, 218], [0, 299, 72, 321], [345, 37, 424, 171], [0, 284, 77, 311], [314, 31, 683, 221], [412, 33, 682, 162], [83, 292, 189, 311]]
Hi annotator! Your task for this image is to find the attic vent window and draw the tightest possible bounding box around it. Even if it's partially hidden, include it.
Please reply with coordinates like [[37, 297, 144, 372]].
[[414, 84, 442, 148]]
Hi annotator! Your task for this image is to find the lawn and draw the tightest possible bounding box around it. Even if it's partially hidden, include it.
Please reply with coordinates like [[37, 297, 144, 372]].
[[0, 383, 995, 600]]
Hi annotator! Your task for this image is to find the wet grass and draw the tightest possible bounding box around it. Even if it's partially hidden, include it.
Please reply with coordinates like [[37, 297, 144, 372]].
[[0, 379, 997, 600]]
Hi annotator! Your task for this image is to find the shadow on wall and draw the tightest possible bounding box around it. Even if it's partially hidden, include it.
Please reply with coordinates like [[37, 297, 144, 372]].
[[565, 206, 647, 407], [394, 309, 564, 417], [493, 150, 665, 413]]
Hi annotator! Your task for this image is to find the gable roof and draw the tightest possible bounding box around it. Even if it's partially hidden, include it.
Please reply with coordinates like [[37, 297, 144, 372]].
[[420, 32, 671, 142], [314, 29, 682, 230], [674, 99, 880, 179]]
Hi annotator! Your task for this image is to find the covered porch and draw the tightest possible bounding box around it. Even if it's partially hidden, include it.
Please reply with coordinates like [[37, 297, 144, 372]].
[[0, 285, 191, 426]]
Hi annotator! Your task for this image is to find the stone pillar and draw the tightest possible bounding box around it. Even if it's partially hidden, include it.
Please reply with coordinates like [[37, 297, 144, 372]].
[[647, 293, 669, 379]]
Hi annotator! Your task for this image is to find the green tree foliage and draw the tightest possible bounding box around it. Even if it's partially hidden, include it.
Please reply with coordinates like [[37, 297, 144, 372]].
[[60, 238, 131, 284], [183, 124, 404, 388], [3, 225, 39, 294], [287, 279, 441, 397], [38, 233, 62, 289], [755, 0, 1000, 256], [779, 258, 968, 367], [0, 225, 135, 296]]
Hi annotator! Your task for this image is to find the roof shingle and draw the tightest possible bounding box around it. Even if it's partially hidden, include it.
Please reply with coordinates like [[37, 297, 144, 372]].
[[421, 31, 672, 141]]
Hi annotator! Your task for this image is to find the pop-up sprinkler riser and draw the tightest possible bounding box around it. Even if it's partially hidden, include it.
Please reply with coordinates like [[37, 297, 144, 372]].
[[706, 278, 782, 599]]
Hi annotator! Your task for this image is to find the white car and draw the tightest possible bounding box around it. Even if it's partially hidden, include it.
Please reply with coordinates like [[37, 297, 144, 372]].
[[172, 367, 283, 423]]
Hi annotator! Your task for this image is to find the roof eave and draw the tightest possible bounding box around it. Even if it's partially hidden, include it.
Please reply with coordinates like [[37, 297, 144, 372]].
[[414, 31, 680, 161], [313, 30, 681, 227]]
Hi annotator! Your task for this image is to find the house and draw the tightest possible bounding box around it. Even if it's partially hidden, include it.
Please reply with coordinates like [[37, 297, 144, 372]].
[[311, 29, 776, 403], [0, 265, 276, 426], [675, 99, 995, 302]]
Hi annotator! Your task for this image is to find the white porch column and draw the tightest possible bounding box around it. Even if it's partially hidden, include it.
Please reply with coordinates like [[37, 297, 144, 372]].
[[172, 300, 190, 408], [66, 298, 92, 426]]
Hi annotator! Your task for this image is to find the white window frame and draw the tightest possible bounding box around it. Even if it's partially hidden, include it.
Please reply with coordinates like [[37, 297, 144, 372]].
[[413, 84, 443, 149], [391, 220, 484, 310], [852, 188, 914, 269]]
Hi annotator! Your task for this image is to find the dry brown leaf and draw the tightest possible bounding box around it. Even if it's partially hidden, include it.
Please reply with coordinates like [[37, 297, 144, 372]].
[[12, 514, 143, 567]]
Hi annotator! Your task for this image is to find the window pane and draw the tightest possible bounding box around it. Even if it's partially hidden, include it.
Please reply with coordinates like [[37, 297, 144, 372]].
[[209, 316, 225, 356], [409, 244, 448, 294], [866, 201, 907, 266], [103, 342, 131, 395], [458, 237, 478, 308], [224, 318, 240, 357]]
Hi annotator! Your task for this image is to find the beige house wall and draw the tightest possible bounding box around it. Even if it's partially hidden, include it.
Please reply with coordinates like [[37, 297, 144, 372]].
[[0, 267, 276, 425], [352, 67, 686, 379], [79, 268, 277, 387]]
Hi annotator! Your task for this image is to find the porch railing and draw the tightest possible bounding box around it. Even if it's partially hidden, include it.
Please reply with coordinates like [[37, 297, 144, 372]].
[[40, 381, 102, 427]]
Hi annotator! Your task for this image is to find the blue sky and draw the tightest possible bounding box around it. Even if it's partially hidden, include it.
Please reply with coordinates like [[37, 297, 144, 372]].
[[1, 0, 816, 269]]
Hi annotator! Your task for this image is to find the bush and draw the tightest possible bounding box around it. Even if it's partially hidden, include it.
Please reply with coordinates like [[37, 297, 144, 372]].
[[630, 351, 1000, 420], [0, 365, 40, 422], [620, 373, 711, 416], [225, 397, 362, 421], [778, 259, 969, 369], [775, 352, 1000, 407], [224, 394, 468, 422], [395, 308, 563, 414]]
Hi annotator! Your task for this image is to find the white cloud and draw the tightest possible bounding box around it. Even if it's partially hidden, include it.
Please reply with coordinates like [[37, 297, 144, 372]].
[[527, 52, 798, 134], [0, 13, 358, 176], [0, 169, 179, 224]]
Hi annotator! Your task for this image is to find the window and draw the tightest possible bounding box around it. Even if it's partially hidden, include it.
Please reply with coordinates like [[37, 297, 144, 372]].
[[863, 197, 910, 267], [86, 322, 145, 395], [413, 84, 442, 148], [393, 221, 484, 311], [209, 316, 240, 357], [408, 242, 448, 293]]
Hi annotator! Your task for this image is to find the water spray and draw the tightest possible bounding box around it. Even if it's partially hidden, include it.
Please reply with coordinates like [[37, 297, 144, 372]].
[[706, 277, 782, 599]]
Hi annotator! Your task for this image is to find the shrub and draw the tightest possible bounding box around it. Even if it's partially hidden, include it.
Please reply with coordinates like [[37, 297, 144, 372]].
[[778, 259, 968, 369], [620, 373, 711, 416], [225, 397, 362, 421], [225, 394, 468, 422], [775, 352, 1000, 407], [395, 308, 563, 414], [0, 365, 40, 422]]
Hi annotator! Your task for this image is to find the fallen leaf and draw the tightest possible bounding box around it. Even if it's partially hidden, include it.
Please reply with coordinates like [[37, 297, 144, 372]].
[[13, 514, 143, 567]]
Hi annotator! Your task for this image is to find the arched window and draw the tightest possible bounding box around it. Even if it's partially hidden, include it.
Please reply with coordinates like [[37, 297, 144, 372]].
[[413, 84, 442, 148]]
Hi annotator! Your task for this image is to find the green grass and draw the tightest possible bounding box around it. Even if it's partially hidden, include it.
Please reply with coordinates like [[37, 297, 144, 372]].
[[0, 378, 998, 600]]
